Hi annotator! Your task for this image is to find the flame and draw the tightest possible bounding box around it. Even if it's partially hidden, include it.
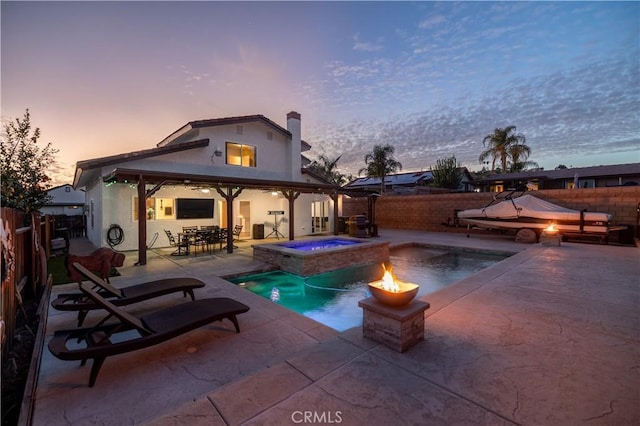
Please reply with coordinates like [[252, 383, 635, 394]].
[[544, 223, 558, 233], [381, 264, 400, 292]]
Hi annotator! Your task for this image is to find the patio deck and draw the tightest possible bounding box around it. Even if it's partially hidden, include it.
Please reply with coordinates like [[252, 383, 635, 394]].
[[32, 230, 639, 425]]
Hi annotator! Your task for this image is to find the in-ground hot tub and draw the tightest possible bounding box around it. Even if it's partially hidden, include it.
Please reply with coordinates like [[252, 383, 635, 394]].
[[252, 236, 390, 275]]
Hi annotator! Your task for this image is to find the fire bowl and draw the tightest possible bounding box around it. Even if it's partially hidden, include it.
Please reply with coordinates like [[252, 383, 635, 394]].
[[368, 280, 419, 307]]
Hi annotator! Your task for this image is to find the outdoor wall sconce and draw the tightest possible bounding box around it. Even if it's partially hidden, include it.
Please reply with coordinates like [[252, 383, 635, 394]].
[[214, 148, 223, 157]]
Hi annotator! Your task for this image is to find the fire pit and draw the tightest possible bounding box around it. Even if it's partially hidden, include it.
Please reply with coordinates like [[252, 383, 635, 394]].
[[359, 264, 429, 352], [540, 223, 561, 246], [367, 265, 419, 306]]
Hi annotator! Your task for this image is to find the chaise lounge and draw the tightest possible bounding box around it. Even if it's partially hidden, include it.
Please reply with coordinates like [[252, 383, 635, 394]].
[[48, 281, 250, 387], [51, 263, 206, 326]]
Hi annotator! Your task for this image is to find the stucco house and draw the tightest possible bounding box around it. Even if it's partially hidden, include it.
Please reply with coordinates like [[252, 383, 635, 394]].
[[472, 163, 640, 192], [73, 111, 342, 265], [40, 184, 86, 216]]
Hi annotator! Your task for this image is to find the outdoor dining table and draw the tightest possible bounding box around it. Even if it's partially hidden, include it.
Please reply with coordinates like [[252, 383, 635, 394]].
[[175, 232, 193, 255], [176, 229, 229, 256]]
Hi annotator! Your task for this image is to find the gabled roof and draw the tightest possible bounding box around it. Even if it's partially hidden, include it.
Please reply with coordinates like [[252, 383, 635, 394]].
[[73, 139, 210, 188], [474, 163, 640, 183], [157, 114, 312, 151]]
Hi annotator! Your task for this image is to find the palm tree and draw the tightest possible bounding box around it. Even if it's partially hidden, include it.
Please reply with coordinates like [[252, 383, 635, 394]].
[[507, 142, 538, 172], [306, 154, 348, 185], [358, 144, 402, 194], [478, 126, 527, 173]]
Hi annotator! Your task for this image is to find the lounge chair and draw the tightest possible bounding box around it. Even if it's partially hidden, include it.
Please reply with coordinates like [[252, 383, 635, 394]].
[[51, 263, 206, 326], [48, 281, 250, 387]]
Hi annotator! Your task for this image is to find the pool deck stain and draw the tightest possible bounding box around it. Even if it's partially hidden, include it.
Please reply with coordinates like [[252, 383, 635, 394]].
[[32, 230, 639, 425]]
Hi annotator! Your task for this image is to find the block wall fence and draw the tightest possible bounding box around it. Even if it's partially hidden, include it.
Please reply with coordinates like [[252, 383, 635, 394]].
[[342, 186, 640, 234]]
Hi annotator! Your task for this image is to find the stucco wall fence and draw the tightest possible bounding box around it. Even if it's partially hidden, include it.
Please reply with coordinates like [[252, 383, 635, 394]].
[[342, 186, 640, 235]]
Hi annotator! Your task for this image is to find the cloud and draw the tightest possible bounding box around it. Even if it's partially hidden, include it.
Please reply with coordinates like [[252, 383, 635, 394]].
[[308, 53, 639, 175], [352, 33, 384, 52], [418, 15, 445, 29]]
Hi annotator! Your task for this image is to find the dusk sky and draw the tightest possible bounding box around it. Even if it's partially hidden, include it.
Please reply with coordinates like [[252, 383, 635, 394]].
[[2, 1, 639, 186]]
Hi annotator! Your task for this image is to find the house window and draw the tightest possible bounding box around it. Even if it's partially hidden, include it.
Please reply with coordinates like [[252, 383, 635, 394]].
[[133, 197, 175, 220], [65, 186, 71, 192], [226, 142, 256, 167], [133, 197, 157, 220], [578, 179, 595, 189]]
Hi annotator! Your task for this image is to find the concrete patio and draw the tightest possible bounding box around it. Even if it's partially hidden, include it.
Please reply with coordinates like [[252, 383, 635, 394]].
[[32, 230, 639, 425]]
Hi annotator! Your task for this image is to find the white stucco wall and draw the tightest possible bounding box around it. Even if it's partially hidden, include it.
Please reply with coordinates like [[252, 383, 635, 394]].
[[116, 121, 303, 183], [81, 114, 334, 251], [89, 182, 333, 251]]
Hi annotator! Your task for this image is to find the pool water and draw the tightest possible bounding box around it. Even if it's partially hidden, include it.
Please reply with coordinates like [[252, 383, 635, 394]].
[[279, 238, 360, 251], [229, 246, 510, 331]]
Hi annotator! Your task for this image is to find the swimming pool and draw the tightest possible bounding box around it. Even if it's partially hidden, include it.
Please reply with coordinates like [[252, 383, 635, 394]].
[[230, 245, 511, 331]]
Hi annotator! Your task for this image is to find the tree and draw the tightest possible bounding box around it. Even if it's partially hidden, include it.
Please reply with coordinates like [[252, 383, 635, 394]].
[[478, 126, 528, 172], [1, 109, 58, 213], [306, 154, 349, 186], [507, 142, 538, 172], [358, 144, 402, 194], [431, 156, 462, 190], [555, 164, 568, 170]]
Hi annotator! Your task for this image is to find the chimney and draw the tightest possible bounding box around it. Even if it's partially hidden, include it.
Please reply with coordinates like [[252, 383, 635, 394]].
[[287, 111, 302, 180]]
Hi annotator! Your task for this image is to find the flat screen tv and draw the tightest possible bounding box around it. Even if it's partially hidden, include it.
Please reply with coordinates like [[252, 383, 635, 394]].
[[176, 198, 214, 219]]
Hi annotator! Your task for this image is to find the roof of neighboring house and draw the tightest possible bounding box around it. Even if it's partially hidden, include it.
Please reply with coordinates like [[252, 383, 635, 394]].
[[158, 114, 311, 151], [474, 163, 640, 183], [344, 167, 474, 189], [344, 171, 434, 188], [46, 183, 85, 206]]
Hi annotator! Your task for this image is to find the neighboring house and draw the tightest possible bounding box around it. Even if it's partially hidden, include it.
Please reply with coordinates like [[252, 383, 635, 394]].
[[40, 184, 86, 216], [344, 168, 475, 194], [72, 111, 340, 264], [472, 163, 640, 192]]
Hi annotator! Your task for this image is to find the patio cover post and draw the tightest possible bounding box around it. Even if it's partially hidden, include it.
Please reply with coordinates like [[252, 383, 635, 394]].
[[331, 192, 339, 235], [216, 186, 243, 253], [137, 175, 147, 265], [282, 189, 300, 241]]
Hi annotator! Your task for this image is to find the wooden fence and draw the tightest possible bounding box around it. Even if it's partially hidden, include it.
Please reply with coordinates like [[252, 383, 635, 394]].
[[1, 208, 50, 354]]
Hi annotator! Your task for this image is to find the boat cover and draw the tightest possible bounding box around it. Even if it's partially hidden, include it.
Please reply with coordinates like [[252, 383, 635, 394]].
[[458, 194, 612, 222]]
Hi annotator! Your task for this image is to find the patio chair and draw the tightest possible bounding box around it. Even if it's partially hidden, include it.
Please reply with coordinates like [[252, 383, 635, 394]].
[[164, 230, 189, 256], [48, 281, 250, 387], [51, 263, 206, 326], [233, 225, 243, 242]]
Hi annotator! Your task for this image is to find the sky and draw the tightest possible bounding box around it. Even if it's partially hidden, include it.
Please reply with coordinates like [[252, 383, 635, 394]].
[[2, 1, 639, 186]]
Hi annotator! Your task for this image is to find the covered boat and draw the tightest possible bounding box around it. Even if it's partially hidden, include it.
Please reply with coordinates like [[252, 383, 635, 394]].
[[458, 192, 613, 234]]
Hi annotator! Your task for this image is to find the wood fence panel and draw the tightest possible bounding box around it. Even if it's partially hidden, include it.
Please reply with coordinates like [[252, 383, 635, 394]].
[[1, 208, 44, 353]]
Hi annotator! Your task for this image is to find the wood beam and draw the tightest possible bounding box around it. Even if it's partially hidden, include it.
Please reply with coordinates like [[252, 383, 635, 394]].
[[216, 186, 243, 253], [137, 175, 147, 265], [331, 192, 340, 235], [282, 189, 300, 240]]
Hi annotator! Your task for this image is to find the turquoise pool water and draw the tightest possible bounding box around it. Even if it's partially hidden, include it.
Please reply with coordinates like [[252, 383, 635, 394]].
[[229, 246, 510, 331], [277, 238, 361, 251]]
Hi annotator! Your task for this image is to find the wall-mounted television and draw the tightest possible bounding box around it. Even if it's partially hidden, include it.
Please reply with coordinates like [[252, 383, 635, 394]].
[[176, 198, 214, 219]]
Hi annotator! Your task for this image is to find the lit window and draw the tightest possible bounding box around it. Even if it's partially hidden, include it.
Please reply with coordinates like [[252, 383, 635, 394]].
[[226, 142, 256, 167]]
